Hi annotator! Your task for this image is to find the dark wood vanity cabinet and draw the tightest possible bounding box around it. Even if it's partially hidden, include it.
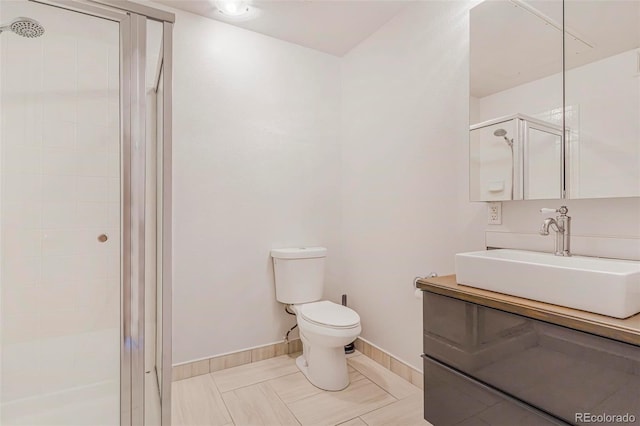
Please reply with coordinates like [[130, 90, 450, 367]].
[[422, 292, 640, 426]]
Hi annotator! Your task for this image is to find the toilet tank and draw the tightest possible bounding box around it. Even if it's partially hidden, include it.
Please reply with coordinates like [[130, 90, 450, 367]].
[[271, 247, 327, 304]]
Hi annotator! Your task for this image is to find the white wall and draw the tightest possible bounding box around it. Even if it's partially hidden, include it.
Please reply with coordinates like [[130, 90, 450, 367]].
[[167, 0, 639, 371], [340, 1, 485, 370], [170, 7, 342, 364], [339, 0, 639, 371]]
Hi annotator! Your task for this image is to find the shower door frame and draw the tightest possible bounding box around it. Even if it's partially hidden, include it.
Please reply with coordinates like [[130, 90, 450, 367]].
[[26, 1, 174, 424]]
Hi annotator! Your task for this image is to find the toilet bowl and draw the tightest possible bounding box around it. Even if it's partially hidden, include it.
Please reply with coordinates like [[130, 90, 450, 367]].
[[271, 247, 361, 391], [292, 301, 361, 391]]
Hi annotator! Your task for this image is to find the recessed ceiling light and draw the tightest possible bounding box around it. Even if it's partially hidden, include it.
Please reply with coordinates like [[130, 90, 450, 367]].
[[215, 0, 250, 17]]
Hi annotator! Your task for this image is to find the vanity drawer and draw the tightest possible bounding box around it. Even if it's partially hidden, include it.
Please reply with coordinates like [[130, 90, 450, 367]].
[[423, 292, 640, 425], [423, 355, 566, 426]]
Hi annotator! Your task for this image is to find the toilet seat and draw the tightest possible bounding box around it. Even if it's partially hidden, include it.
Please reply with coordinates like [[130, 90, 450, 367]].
[[298, 301, 360, 329]]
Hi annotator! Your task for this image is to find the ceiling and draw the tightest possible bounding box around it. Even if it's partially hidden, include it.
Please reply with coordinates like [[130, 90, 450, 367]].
[[155, 0, 638, 94], [155, 0, 409, 57], [471, 0, 640, 98]]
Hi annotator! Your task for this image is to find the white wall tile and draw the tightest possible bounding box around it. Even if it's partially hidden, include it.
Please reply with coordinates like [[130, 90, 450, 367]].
[[2, 145, 42, 175], [76, 39, 110, 127], [19, 101, 44, 147], [1, 283, 40, 318], [108, 45, 119, 93], [42, 147, 78, 176], [4, 36, 43, 93], [106, 177, 119, 203], [106, 203, 120, 228], [43, 97, 77, 124], [44, 119, 76, 149], [77, 176, 108, 203], [4, 174, 41, 203], [1, 0, 121, 408], [38, 308, 82, 338], [43, 34, 77, 94], [42, 175, 76, 202], [1, 313, 40, 345], [77, 123, 109, 153], [77, 279, 110, 310], [3, 256, 42, 286], [41, 255, 77, 284], [39, 338, 78, 394], [1, 106, 27, 147], [76, 203, 109, 228], [38, 280, 78, 312], [1, 342, 43, 401], [42, 229, 83, 256], [106, 149, 119, 177], [77, 296, 119, 330], [2, 229, 41, 258], [106, 252, 120, 281], [75, 330, 120, 383], [2, 201, 41, 229], [77, 97, 109, 127], [76, 254, 110, 281], [76, 149, 109, 177], [77, 40, 109, 92], [43, 202, 78, 228], [77, 228, 116, 256]]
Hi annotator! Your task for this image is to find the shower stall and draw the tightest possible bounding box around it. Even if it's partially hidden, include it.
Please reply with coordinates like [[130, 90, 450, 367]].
[[0, 0, 172, 424]]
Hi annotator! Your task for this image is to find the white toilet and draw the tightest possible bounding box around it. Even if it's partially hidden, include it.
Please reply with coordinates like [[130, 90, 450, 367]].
[[271, 247, 361, 391]]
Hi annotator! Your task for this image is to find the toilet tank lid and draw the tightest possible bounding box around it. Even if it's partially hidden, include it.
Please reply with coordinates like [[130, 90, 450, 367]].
[[271, 247, 327, 259]]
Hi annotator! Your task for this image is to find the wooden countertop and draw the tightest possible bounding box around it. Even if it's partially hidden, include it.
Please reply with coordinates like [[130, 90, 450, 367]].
[[417, 274, 640, 346]]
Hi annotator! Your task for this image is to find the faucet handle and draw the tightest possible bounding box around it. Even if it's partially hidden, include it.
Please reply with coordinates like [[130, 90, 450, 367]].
[[540, 206, 569, 215]]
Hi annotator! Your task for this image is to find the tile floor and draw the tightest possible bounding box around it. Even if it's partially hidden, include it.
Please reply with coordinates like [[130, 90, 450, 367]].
[[172, 351, 431, 426]]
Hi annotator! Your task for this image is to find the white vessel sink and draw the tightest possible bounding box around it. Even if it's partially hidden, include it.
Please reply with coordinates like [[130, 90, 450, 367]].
[[455, 249, 640, 319]]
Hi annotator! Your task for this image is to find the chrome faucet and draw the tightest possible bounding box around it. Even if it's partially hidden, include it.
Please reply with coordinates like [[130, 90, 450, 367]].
[[539, 206, 571, 256]]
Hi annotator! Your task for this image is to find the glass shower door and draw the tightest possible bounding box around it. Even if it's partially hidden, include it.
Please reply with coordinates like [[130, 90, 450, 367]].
[[0, 0, 121, 424], [1, 1, 172, 424]]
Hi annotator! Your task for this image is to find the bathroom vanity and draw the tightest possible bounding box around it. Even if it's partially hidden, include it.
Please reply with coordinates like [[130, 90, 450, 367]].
[[418, 275, 640, 426]]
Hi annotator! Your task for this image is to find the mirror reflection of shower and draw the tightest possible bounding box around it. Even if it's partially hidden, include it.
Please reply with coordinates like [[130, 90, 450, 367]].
[[0, 17, 45, 38], [493, 128, 513, 147], [494, 128, 514, 199]]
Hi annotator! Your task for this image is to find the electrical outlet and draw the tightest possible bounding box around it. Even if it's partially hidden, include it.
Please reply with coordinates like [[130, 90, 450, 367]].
[[488, 202, 502, 225]]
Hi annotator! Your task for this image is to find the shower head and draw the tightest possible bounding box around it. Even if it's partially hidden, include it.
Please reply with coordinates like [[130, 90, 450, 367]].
[[0, 18, 45, 38], [493, 128, 513, 147]]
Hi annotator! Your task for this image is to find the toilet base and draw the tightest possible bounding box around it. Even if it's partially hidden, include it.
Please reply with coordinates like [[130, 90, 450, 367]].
[[295, 346, 350, 392]]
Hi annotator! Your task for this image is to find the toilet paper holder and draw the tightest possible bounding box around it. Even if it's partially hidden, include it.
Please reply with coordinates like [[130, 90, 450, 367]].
[[413, 272, 438, 289]]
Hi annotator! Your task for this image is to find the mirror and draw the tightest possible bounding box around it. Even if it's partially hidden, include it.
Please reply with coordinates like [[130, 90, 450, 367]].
[[564, 0, 640, 199], [470, 0, 640, 201], [469, 0, 564, 201]]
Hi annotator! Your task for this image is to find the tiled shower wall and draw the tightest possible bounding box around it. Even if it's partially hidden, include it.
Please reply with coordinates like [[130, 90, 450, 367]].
[[0, 1, 120, 413]]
